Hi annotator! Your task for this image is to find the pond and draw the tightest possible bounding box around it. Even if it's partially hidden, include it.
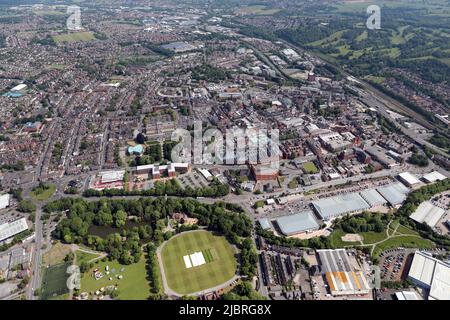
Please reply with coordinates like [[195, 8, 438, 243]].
[[88, 220, 147, 238]]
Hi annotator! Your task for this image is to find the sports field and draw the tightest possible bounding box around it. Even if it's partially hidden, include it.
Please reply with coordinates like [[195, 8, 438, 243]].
[[40, 262, 71, 300], [160, 230, 237, 295], [53, 31, 96, 44]]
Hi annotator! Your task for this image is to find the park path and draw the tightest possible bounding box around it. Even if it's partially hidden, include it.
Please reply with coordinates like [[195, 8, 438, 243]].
[[70, 244, 107, 263]]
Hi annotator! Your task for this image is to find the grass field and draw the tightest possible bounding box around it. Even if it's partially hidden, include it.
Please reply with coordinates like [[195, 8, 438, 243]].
[[160, 230, 237, 295], [80, 256, 150, 300], [42, 242, 72, 266], [53, 31, 96, 44], [302, 161, 319, 174], [30, 184, 56, 201], [41, 262, 71, 300], [75, 250, 101, 265]]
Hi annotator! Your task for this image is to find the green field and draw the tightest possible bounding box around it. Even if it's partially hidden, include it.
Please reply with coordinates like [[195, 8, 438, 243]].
[[53, 31, 96, 44], [80, 256, 150, 300], [160, 230, 237, 295], [75, 250, 101, 265], [30, 184, 56, 201], [40, 262, 71, 300], [302, 161, 319, 174]]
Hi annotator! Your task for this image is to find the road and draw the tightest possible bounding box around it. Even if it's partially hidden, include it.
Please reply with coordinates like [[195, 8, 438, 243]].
[[27, 206, 43, 300]]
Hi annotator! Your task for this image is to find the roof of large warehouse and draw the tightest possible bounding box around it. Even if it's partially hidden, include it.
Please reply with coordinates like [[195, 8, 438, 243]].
[[376, 183, 409, 205], [410, 201, 445, 228], [311, 193, 370, 219], [275, 211, 319, 235], [359, 189, 387, 207], [409, 251, 450, 300], [398, 172, 421, 185]]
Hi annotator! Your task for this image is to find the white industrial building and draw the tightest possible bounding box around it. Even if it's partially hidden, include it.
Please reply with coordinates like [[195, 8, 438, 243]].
[[0, 194, 11, 210], [409, 201, 445, 228], [0, 218, 29, 243], [422, 171, 447, 183], [408, 251, 450, 300], [398, 172, 421, 188], [100, 170, 125, 183]]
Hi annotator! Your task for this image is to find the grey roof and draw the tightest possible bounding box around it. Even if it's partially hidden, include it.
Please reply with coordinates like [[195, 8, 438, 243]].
[[311, 193, 371, 220], [0, 218, 28, 242], [275, 211, 320, 235], [258, 218, 272, 230], [359, 189, 387, 207], [376, 183, 409, 206]]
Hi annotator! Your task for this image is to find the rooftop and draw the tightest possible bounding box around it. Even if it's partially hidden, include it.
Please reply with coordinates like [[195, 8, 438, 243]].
[[274, 210, 320, 236], [0, 218, 29, 242], [311, 193, 370, 220], [409, 201, 445, 228], [376, 183, 409, 206]]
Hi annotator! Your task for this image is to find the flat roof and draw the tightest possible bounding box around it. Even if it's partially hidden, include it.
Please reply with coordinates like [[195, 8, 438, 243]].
[[409, 251, 450, 300], [0, 218, 29, 242], [398, 172, 421, 186], [359, 189, 387, 207], [410, 201, 445, 228], [311, 193, 370, 220], [317, 249, 370, 295], [422, 171, 447, 183], [275, 211, 320, 235], [100, 170, 125, 183], [376, 183, 409, 206], [0, 194, 10, 209], [258, 218, 272, 230]]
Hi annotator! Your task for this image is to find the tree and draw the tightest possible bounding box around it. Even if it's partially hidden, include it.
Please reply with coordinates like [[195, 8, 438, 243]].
[[114, 210, 127, 228], [135, 132, 146, 145]]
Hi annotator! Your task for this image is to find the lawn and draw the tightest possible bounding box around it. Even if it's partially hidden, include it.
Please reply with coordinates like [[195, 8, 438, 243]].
[[75, 250, 101, 265], [328, 229, 356, 248], [80, 256, 150, 300], [302, 161, 319, 174], [53, 31, 96, 44], [41, 262, 71, 300], [30, 183, 56, 201], [373, 236, 434, 257], [160, 230, 237, 295], [42, 242, 72, 266], [359, 231, 388, 244]]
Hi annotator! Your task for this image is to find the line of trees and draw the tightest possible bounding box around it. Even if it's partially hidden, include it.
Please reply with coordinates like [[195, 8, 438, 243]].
[[83, 178, 230, 198]]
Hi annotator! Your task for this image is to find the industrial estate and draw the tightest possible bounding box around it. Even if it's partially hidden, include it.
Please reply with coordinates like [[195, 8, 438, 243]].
[[0, 0, 449, 303]]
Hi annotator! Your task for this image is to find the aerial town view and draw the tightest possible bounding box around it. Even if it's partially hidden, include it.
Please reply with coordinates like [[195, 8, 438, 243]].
[[0, 0, 449, 309]]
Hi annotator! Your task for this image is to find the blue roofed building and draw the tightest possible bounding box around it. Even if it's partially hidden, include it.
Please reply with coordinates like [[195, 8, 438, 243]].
[[127, 144, 144, 155]]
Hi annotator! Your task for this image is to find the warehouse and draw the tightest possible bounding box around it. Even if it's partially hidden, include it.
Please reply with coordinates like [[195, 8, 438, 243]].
[[408, 251, 450, 300], [100, 170, 125, 183], [274, 211, 320, 236], [398, 172, 421, 188], [258, 218, 272, 231], [311, 193, 371, 221], [0, 194, 10, 210], [316, 249, 371, 296], [409, 201, 445, 228], [422, 171, 447, 183], [376, 183, 409, 207], [0, 218, 29, 243], [359, 189, 387, 207]]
